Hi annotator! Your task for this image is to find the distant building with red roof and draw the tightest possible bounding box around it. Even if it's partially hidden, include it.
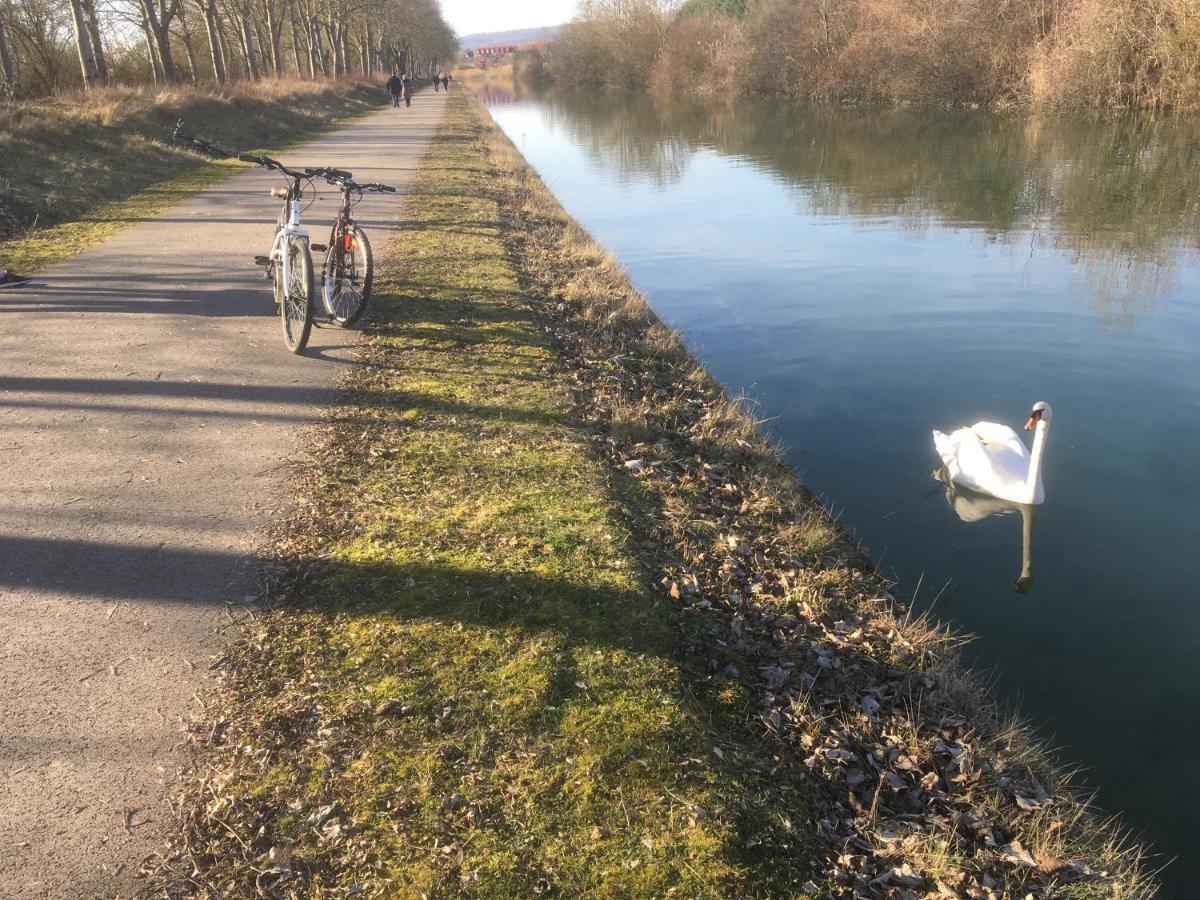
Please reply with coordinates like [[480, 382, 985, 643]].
[[466, 44, 520, 67]]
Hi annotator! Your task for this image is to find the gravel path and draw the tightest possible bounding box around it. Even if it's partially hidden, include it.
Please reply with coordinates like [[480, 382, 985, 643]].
[[0, 90, 445, 898]]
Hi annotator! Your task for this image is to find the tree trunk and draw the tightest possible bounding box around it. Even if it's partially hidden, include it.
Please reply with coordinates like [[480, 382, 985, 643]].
[[141, 8, 163, 84], [312, 20, 328, 77], [0, 5, 19, 99], [299, 14, 317, 79], [253, 18, 270, 75], [155, 24, 179, 82], [340, 26, 352, 76], [261, 0, 283, 76], [218, 19, 238, 79], [289, 8, 304, 77], [305, 21, 318, 78], [81, 0, 108, 84], [198, 0, 226, 83], [177, 12, 200, 82], [139, 0, 180, 83], [326, 22, 342, 76], [238, 11, 259, 80], [68, 0, 101, 89], [360, 25, 371, 76]]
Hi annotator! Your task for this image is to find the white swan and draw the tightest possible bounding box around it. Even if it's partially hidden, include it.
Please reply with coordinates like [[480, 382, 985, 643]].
[[932, 402, 1052, 505]]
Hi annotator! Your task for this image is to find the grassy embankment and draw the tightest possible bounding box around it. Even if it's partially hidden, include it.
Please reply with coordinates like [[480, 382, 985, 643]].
[[151, 89, 1151, 897], [0, 79, 387, 274]]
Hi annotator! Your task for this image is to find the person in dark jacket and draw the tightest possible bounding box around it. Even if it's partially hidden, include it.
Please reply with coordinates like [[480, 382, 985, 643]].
[[402, 73, 414, 107], [442, 74, 450, 90], [386, 72, 403, 107], [433, 73, 440, 92]]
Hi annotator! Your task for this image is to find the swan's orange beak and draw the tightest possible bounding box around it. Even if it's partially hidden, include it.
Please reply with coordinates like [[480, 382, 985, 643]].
[[1024, 412, 1041, 430]]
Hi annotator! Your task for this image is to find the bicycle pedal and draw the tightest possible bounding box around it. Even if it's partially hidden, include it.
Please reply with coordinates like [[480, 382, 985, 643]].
[[253, 255, 271, 267], [311, 244, 327, 252]]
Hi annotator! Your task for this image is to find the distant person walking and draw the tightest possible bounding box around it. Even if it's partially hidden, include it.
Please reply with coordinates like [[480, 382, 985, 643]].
[[433, 74, 441, 92], [386, 72, 403, 107], [442, 74, 450, 90], [402, 73, 414, 107]]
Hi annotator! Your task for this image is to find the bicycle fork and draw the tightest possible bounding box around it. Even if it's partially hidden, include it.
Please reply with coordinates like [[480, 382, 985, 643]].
[[259, 199, 308, 297]]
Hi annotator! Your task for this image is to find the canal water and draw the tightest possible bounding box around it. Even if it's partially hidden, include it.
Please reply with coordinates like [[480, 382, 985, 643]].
[[482, 85, 1200, 890]]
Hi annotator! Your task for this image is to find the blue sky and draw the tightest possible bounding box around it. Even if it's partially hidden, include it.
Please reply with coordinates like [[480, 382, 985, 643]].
[[442, 0, 579, 36]]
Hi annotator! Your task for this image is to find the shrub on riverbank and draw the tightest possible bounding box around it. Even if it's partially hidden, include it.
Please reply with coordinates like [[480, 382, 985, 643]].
[[0, 78, 384, 269], [1031, 0, 1200, 109], [542, 0, 1200, 110], [546, 0, 670, 90], [649, 14, 746, 98]]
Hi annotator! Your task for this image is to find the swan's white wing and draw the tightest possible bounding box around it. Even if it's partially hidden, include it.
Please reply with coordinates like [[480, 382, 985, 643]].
[[969, 421, 1030, 460], [933, 424, 1030, 501], [932, 429, 960, 469]]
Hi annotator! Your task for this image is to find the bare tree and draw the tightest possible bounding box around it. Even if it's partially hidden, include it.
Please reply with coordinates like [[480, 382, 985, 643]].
[[257, 0, 285, 75], [194, 0, 226, 83], [67, 0, 101, 88], [0, 0, 19, 97], [175, 9, 200, 81], [3, 0, 455, 94], [81, 0, 107, 83], [136, 0, 182, 82]]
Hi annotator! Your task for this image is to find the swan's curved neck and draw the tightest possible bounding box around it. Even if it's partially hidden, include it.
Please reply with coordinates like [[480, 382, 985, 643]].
[[1025, 419, 1049, 502]]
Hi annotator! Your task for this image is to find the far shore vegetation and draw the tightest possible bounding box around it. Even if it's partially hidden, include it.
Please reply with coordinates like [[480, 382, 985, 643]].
[[150, 87, 1152, 897], [525, 0, 1200, 112]]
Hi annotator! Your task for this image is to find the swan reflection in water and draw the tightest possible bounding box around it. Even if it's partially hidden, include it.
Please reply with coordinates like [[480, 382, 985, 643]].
[[933, 468, 1038, 594]]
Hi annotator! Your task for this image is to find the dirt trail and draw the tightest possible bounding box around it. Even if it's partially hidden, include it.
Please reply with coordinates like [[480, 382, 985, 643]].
[[0, 90, 446, 898]]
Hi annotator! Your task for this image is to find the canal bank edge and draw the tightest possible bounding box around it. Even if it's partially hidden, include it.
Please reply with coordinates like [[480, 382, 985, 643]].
[[150, 89, 1151, 896]]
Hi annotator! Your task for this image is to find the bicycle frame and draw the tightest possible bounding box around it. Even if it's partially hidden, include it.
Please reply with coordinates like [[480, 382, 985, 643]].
[[271, 177, 309, 294], [327, 187, 358, 267]]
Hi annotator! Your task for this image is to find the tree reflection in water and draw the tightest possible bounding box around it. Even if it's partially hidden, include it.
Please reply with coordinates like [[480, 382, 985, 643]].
[[503, 84, 1200, 329]]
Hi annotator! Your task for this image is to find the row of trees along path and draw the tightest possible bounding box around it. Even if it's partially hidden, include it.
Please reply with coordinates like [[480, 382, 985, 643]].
[[0, 0, 454, 98]]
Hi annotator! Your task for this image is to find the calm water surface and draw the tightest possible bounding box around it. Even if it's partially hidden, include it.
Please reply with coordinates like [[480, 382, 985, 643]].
[[483, 86, 1200, 889]]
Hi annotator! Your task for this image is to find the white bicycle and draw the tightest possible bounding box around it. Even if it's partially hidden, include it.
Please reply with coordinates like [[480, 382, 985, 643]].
[[241, 153, 350, 353]]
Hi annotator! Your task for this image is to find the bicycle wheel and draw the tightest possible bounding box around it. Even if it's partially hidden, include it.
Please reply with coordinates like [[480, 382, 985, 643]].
[[281, 239, 314, 353], [322, 226, 373, 327]]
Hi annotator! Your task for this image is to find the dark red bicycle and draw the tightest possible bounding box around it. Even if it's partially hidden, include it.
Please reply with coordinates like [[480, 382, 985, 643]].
[[304, 167, 396, 326]]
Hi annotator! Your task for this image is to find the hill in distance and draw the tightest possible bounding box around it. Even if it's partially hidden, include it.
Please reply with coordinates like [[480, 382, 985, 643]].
[[457, 26, 561, 51]]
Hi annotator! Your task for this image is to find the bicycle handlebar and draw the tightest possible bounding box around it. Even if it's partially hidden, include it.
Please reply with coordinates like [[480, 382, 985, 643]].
[[240, 153, 308, 180], [315, 171, 397, 193], [303, 166, 353, 179]]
